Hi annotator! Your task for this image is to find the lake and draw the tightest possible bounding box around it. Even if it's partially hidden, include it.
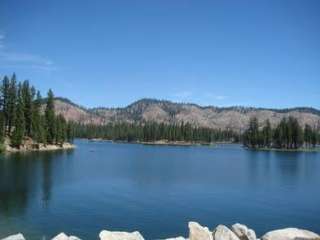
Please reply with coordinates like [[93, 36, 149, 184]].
[[0, 139, 320, 239]]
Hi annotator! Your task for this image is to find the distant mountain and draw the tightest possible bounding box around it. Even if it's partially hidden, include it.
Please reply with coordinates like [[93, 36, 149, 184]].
[[52, 97, 320, 132]]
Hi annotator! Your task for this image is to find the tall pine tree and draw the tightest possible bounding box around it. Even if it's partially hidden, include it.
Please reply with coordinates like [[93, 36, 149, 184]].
[[11, 83, 25, 148], [45, 89, 56, 144], [8, 74, 17, 135]]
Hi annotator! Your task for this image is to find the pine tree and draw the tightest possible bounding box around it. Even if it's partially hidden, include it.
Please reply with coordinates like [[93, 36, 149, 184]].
[[21, 80, 33, 137], [304, 124, 313, 148], [2, 76, 10, 134], [243, 117, 259, 148], [0, 111, 5, 143], [291, 117, 303, 149], [39, 115, 47, 145], [11, 83, 25, 148], [32, 91, 45, 143], [262, 119, 272, 147], [45, 89, 56, 144], [66, 122, 74, 143], [8, 74, 17, 135], [55, 114, 67, 145]]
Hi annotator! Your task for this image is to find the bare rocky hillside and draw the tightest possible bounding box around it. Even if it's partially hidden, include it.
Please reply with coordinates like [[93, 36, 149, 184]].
[[52, 98, 320, 132]]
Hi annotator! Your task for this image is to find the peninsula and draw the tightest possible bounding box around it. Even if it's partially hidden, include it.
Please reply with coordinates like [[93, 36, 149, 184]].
[[0, 74, 74, 153]]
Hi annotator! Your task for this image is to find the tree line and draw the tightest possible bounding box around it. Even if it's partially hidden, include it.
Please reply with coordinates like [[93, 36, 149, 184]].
[[0, 74, 74, 149], [72, 121, 240, 143], [243, 116, 320, 149]]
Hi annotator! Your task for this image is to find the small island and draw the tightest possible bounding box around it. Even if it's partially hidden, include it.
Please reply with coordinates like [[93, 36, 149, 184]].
[[243, 116, 319, 151], [0, 74, 75, 153]]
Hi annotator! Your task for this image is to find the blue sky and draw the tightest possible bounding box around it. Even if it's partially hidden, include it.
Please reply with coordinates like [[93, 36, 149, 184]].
[[0, 0, 319, 108]]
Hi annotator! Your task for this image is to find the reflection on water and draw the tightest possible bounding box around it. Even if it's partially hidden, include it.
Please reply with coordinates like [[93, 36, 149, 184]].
[[0, 140, 319, 239], [0, 150, 75, 239]]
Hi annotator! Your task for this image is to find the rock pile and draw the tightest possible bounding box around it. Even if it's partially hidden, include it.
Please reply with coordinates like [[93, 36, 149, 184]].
[[2, 222, 320, 240]]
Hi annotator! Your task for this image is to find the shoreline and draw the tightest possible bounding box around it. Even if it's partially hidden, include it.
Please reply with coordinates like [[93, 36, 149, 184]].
[[88, 138, 235, 147], [87, 139, 320, 152], [2, 221, 319, 240], [244, 146, 320, 153], [4, 142, 76, 153]]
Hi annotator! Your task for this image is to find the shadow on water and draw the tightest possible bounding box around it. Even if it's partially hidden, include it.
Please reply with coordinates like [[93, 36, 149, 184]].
[[245, 149, 320, 183], [0, 149, 74, 218]]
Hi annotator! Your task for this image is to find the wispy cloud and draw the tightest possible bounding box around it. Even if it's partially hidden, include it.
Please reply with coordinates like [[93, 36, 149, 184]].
[[173, 91, 193, 99], [171, 91, 230, 105], [0, 33, 56, 71], [204, 93, 228, 101], [215, 95, 228, 100], [0, 34, 5, 49]]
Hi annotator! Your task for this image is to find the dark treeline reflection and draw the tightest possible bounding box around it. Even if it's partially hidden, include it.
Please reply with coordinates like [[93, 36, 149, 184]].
[[0, 150, 74, 217]]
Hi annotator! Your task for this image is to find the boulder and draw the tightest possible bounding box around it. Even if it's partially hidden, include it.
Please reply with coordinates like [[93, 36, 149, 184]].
[[261, 228, 320, 240], [213, 225, 240, 240], [188, 222, 213, 240], [1, 234, 25, 240], [51, 233, 81, 240], [164, 237, 187, 240], [231, 223, 256, 240], [69, 236, 81, 240], [99, 230, 144, 240], [52, 233, 69, 240]]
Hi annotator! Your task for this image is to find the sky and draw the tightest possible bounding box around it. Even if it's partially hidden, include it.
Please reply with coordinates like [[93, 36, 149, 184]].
[[0, 0, 319, 109]]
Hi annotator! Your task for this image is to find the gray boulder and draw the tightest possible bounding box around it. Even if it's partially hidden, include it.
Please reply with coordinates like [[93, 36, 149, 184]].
[[1, 234, 25, 240], [231, 223, 256, 240], [261, 228, 320, 240], [99, 230, 144, 240], [52, 233, 81, 240], [163, 237, 187, 240], [213, 225, 240, 240], [188, 222, 213, 240], [69, 236, 81, 240]]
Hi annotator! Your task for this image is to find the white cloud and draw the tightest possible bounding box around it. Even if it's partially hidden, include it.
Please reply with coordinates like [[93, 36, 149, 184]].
[[204, 93, 228, 101], [173, 91, 192, 99], [214, 95, 228, 100], [0, 34, 5, 49], [0, 33, 56, 71]]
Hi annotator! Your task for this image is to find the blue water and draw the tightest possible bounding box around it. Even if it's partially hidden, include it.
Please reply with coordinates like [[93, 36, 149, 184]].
[[0, 139, 320, 239]]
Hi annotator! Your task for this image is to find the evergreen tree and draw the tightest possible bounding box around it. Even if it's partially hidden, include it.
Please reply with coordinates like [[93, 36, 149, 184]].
[[243, 117, 259, 148], [56, 114, 67, 145], [2, 76, 10, 134], [45, 89, 56, 144], [0, 111, 5, 143], [262, 119, 272, 147], [11, 83, 25, 148], [243, 116, 311, 150], [290, 117, 303, 149], [21, 80, 33, 136], [32, 91, 45, 143], [66, 122, 74, 143], [8, 74, 17, 134], [39, 115, 47, 145]]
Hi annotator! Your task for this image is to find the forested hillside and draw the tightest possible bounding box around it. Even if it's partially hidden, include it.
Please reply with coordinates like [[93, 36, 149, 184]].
[[53, 98, 320, 132]]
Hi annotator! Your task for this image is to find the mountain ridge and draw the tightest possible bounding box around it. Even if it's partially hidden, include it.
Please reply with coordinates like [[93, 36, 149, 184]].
[[52, 97, 320, 131]]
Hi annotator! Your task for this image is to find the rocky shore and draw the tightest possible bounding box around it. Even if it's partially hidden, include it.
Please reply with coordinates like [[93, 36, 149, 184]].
[[3, 137, 75, 153], [2, 222, 320, 240]]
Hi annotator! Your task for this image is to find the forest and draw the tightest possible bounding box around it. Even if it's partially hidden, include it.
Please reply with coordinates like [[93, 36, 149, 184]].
[[72, 122, 240, 143], [0, 74, 74, 150], [243, 117, 320, 149]]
